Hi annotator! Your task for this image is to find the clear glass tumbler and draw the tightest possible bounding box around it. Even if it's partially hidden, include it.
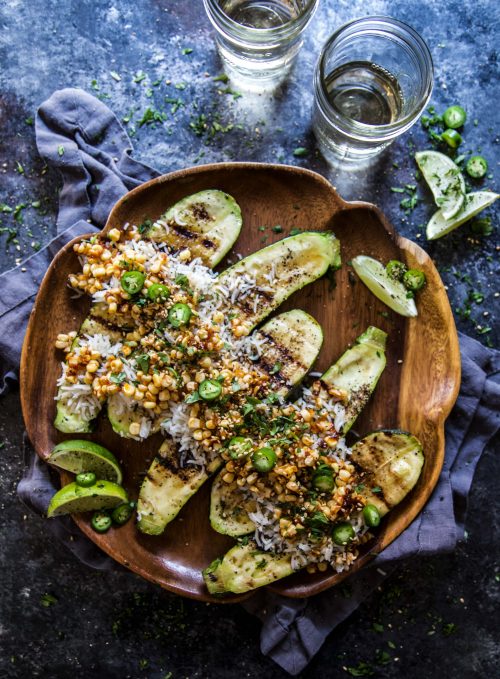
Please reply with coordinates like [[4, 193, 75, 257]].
[[203, 0, 319, 90], [312, 17, 434, 164]]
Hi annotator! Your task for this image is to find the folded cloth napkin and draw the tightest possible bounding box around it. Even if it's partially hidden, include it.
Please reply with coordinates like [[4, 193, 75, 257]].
[[4, 89, 500, 676]]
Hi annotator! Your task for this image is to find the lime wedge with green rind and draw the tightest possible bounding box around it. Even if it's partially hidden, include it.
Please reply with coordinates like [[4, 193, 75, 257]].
[[352, 255, 418, 318], [415, 150, 465, 220], [426, 191, 499, 240], [47, 480, 128, 517], [49, 439, 123, 484]]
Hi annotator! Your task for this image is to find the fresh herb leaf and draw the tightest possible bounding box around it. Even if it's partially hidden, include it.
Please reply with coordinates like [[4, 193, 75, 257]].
[[293, 147, 308, 157], [110, 372, 126, 384]]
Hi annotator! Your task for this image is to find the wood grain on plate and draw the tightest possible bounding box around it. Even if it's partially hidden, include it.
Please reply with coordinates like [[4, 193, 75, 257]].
[[20, 163, 461, 602]]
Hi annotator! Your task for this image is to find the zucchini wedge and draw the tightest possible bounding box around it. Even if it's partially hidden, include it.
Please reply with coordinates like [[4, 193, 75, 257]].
[[147, 189, 242, 267], [55, 190, 243, 434], [322, 325, 387, 434], [203, 541, 294, 595], [350, 430, 424, 515], [137, 310, 324, 535], [54, 317, 123, 433], [210, 326, 387, 537], [204, 430, 424, 595], [215, 231, 340, 333]]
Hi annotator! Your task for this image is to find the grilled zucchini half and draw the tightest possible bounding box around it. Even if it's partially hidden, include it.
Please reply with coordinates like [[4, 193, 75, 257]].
[[54, 190, 243, 434], [203, 430, 424, 595], [136, 310, 324, 535], [210, 325, 387, 537]]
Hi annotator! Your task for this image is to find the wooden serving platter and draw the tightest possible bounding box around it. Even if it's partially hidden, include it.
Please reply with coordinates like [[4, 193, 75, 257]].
[[20, 163, 460, 602]]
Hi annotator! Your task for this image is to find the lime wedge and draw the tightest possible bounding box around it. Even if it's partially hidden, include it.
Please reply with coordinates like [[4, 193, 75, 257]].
[[49, 439, 123, 484], [47, 480, 128, 517], [427, 191, 499, 240], [352, 255, 418, 318], [415, 150, 465, 219]]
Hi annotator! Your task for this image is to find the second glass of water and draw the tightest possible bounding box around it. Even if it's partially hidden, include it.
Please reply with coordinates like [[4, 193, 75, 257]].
[[203, 0, 319, 90], [313, 17, 434, 163]]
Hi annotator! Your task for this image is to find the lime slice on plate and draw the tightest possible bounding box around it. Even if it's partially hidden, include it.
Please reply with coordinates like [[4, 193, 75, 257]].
[[49, 439, 123, 484], [352, 255, 418, 318], [427, 191, 499, 240], [415, 150, 465, 220], [47, 480, 128, 517]]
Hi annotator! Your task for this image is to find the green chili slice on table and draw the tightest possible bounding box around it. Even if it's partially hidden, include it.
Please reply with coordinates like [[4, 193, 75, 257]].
[[443, 105, 466, 129], [466, 155, 488, 179], [441, 129, 462, 149]]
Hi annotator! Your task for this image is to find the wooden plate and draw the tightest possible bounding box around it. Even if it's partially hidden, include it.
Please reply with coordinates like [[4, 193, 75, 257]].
[[20, 163, 460, 602]]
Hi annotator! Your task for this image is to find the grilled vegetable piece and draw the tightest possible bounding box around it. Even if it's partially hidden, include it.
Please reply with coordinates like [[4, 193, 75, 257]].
[[210, 326, 387, 537], [110, 232, 338, 439], [137, 311, 324, 535], [54, 317, 123, 433], [147, 190, 243, 267], [137, 439, 222, 535], [321, 325, 387, 434], [204, 430, 424, 594], [350, 430, 424, 515], [215, 231, 341, 332], [203, 541, 294, 595], [55, 190, 243, 434]]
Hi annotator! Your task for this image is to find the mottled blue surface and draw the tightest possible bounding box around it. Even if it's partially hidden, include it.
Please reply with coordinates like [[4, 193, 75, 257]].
[[0, 1, 499, 677]]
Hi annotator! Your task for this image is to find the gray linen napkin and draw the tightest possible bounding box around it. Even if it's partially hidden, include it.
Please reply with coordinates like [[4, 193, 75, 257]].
[[4, 89, 500, 676]]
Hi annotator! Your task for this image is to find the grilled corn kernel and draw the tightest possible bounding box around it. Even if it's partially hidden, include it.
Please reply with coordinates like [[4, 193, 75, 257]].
[[143, 401, 156, 409], [123, 383, 135, 397], [86, 360, 99, 373], [129, 422, 141, 436], [108, 228, 121, 242]]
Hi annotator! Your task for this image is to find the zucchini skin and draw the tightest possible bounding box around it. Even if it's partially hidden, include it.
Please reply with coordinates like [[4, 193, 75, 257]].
[[350, 429, 424, 515], [203, 541, 294, 595]]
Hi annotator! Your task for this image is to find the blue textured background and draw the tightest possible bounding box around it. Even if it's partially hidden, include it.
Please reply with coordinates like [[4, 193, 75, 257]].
[[0, 1, 498, 677]]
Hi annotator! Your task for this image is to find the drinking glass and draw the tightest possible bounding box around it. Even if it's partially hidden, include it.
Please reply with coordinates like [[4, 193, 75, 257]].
[[203, 0, 319, 90], [312, 17, 434, 164]]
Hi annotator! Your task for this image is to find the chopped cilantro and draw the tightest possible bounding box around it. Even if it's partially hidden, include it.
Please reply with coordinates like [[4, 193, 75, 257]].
[[372, 622, 384, 633], [16, 162, 24, 174], [135, 354, 150, 373], [110, 372, 126, 384], [345, 661, 374, 676], [181, 47, 193, 55], [272, 225, 283, 233], [57, 145, 65, 157], [138, 218, 153, 234], [109, 71, 122, 81], [133, 71, 147, 83], [293, 147, 308, 157], [41, 593, 58, 607], [270, 362, 282, 375], [372, 486, 382, 494], [185, 391, 201, 404], [213, 73, 229, 83], [138, 107, 166, 127]]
